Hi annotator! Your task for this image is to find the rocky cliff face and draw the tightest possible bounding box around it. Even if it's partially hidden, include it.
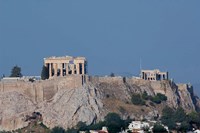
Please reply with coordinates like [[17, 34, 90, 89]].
[[40, 84, 103, 129], [0, 76, 199, 131], [0, 91, 36, 131]]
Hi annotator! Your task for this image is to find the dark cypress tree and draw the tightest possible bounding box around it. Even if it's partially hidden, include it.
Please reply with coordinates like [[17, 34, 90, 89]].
[[10, 65, 23, 77], [41, 65, 49, 80]]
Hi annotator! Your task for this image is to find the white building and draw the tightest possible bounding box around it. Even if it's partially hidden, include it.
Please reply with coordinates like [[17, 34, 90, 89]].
[[127, 121, 150, 133]]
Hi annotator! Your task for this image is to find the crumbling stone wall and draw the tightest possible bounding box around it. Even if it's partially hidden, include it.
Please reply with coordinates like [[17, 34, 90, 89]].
[[0, 75, 83, 103]]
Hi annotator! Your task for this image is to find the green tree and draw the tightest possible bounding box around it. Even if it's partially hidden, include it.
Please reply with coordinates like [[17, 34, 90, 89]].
[[65, 128, 78, 133], [188, 111, 200, 127], [161, 106, 190, 130], [110, 72, 115, 77], [41, 65, 49, 80], [76, 121, 87, 131], [162, 106, 175, 118], [104, 113, 123, 133], [178, 121, 191, 132], [121, 117, 133, 130], [157, 93, 167, 101], [150, 95, 162, 104], [161, 106, 176, 129], [142, 91, 149, 100], [10, 65, 22, 77], [173, 107, 186, 122], [51, 126, 65, 133], [149, 93, 167, 104], [152, 123, 168, 133], [87, 121, 106, 131]]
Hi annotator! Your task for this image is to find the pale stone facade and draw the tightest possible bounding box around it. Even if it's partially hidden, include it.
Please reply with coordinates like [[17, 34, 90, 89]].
[[141, 69, 168, 81], [44, 56, 87, 78]]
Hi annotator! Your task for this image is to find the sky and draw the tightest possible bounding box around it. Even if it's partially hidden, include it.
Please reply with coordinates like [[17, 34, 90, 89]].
[[0, 1, 200, 93]]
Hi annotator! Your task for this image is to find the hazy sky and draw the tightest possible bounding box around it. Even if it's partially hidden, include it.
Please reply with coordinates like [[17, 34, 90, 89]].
[[0, 1, 200, 89]]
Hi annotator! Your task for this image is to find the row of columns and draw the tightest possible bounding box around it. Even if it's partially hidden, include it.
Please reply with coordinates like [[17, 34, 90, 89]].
[[141, 72, 168, 81], [47, 63, 85, 78]]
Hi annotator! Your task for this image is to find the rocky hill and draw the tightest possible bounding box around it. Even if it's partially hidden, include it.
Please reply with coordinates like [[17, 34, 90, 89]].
[[0, 76, 199, 131]]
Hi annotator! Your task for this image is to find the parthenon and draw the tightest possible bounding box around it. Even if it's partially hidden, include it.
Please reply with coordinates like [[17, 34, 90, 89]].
[[44, 56, 87, 78]]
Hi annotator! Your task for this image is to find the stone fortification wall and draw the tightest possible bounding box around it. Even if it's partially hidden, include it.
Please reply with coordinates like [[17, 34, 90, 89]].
[[88, 76, 123, 84], [0, 75, 83, 103]]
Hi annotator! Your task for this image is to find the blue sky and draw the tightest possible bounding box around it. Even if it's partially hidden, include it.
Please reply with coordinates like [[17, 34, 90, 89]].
[[0, 1, 200, 93]]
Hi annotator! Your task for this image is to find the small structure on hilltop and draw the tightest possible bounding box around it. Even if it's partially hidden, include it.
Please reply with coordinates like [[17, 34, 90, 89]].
[[140, 69, 168, 81], [44, 55, 87, 78]]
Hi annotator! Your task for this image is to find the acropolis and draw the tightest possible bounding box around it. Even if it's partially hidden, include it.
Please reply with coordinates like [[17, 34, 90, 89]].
[[44, 56, 87, 78]]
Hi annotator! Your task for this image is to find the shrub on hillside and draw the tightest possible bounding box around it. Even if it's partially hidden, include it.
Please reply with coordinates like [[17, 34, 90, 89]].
[[131, 94, 145, 105], [188, 111, 200, 127], [142, 91, 149, 100], [152, 123, 168, 133], [178, 121, 191, 132], [104, 113, 124, 133], [76, 121, 88, 131], [150, 95, 162, 104], [65, 128, 78, 133], [149, 93, 167, 104], [51, 126, 65, 133], [157, 93, 167, 101], [160, 106, 195, 130]]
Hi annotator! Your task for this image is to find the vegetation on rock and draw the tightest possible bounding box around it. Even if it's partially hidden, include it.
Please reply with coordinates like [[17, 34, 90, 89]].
[[161, 106, 200, 132], [51, 126, 65, 133], [152, 123, 168, 133], [132, 92, 167, 106], [150, 93, 167, 104], [54, 112, 132, 133], [6, 109, 200, 133], [131, 93, 145, 105]]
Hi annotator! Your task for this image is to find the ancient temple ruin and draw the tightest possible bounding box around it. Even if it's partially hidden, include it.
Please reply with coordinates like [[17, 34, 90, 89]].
[[141, 69, 168, 81], [44, 56, 87, 78]]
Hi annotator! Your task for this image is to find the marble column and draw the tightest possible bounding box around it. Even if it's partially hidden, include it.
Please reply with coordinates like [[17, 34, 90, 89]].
[[54, 63, 58, 77], [60, 63, 63, 76], [71, 64, 75, 74], [66, 63, 68, 75], [76, 63, 80, 74], [49, 63, 52, 78], [82, 63, 85, 75]]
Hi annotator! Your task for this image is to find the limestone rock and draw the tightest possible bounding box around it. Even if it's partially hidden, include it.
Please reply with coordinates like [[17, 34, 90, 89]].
[[0, 91, 36, 131], [40, 85, 103, 129], [0, 76, 199, 131]]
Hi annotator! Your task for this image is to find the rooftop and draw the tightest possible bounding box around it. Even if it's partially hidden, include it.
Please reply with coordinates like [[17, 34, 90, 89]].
[[44, 55, 86, 60]]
